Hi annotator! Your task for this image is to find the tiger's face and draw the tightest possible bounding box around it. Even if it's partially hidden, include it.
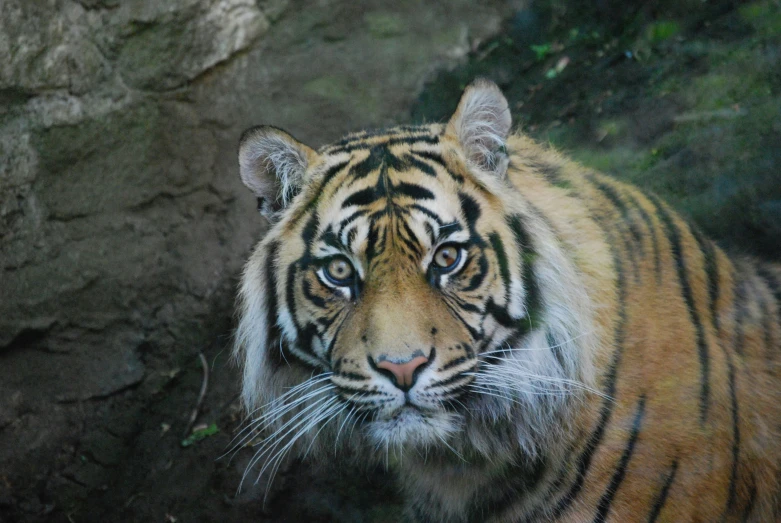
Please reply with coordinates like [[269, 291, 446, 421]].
[[236, 81, 590, 463]]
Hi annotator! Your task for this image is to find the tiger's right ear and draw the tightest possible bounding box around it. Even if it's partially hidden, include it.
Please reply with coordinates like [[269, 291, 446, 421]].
[[238, 125, 317, 220]]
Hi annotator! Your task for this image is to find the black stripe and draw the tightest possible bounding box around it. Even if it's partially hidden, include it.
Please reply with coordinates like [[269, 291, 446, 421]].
[[626, 192, 663, 282], [427, 371, 471, 390], [692, 228, 721, 334], [302, 278, 327, 308], [459, 193, 482, 232], [463, 253, 489, 292], [484, 299, 516, 329], [316, 312, 338, 330], [297, 159, 351, 216], [263, 242, 286, 369], [317, 159, 350, 190], [436, 220, 464, 242], [757, 265, 781, 327], [324, 314, 347, 361], [507, 214, 542, 327], [593, 395, 647, 522], [409, 203, 445, 225], [733, 275, 748, 355], [440, 356, 468, 371], [342, 187, 377, 208], [588, 177, 642, 280], [424, 222, 436, 244], [348, 144, 404, 180], [444, 300, 483, 341], [319, 229, 341, 250], [724, 343, 740, 515], [647, 460, 679, 523], [531, 158, 567, 188], [365, 222, 384, 261], [409, 149, 446, 167], [337, 209, 369, 237], [335, 372, 369, 382], [300, 213, 320, 248], [590, 179, 643, 247], [285, 262, 299, 333], [400, 218, 423, 249], [394, 182, 435, 200], [741, 480, 756, 521], [410, 150, 465, 183], [398, 223, 424, 257], [325, 127, 433, 149], [296, 323, 319, 356], [329, 135, 440, 153], [346, 228, 358, 251], [404, 153, 437, 177], [649, 194, 711, 424], [453, 296, 481, 314], [489, 232, 511, 297]]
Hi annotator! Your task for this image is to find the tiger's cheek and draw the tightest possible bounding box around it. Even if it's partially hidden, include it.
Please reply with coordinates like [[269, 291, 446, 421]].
[[294, 270, 352, 361]]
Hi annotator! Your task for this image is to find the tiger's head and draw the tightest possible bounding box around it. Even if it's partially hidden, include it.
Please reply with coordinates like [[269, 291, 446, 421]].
[[235, 80, 595, 469]]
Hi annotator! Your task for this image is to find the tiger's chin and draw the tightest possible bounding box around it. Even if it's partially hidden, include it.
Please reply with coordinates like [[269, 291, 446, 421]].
[[365, 406, 462, 450]]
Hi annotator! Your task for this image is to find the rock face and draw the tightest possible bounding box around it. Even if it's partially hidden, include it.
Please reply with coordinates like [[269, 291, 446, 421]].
[[0, 1, 513, 520]]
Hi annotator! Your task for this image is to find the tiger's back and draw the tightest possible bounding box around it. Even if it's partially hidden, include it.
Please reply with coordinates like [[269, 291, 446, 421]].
[[481, 133, 781, 522], [234, 79, 781, 522]]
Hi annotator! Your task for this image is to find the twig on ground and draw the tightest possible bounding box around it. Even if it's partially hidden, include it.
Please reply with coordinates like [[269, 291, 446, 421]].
[[183, 352, 210, 437]]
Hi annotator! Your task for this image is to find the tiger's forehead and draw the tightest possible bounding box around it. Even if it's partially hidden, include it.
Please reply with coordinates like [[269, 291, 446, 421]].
[[297, 123, 475, 266], [310, 123, 463, 206], [318, 124, 447, 155]]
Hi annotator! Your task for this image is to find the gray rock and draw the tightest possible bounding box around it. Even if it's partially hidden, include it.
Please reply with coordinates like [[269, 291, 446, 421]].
[[0, 0, 513, 520]]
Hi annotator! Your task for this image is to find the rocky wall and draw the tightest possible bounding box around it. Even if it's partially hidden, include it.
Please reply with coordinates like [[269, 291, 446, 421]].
[[0, 1, 518, 520]]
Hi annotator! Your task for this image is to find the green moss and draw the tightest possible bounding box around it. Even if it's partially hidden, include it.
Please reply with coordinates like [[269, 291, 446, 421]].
[[645, 20, 681, 43], [364, 12, 406, 38], [683, 57, 770, 110], [303, 75, 351, 101], [740, 1, 781, 37], [530, 43, 553, 61], [415, 1, 781, 259], [567, 147, 655, 177]]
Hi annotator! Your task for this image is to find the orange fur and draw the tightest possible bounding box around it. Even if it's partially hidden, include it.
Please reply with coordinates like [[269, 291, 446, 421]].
[[234, 81, 781, 522]]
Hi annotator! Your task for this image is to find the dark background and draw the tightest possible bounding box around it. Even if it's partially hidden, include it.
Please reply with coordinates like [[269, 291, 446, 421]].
[[1, 0, 779, 521]]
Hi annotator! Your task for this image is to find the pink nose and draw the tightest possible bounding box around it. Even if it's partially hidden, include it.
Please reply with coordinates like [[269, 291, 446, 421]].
[[376, 356, 430, 390]]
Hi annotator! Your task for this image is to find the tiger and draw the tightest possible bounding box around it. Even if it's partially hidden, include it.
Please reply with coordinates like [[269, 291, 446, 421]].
[[233, 79, 781, 522]]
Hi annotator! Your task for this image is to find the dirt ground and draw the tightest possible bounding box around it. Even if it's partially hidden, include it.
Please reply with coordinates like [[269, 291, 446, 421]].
[[3, 0, 780, 522]]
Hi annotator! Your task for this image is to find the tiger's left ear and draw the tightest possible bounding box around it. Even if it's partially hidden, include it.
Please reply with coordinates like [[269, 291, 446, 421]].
[[238, 125, 318, 220], [446, 78, 512, 177]]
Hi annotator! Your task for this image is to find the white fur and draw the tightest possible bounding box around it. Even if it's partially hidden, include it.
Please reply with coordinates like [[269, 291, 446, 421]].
[[238, 128, 310, 217], [449, 80, 512, 174], [234, 246, 274, 410]]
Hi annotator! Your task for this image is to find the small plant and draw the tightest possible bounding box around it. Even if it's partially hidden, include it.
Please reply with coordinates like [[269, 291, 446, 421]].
[[181, 423, 219, 447], [530, 43, 552, 61]]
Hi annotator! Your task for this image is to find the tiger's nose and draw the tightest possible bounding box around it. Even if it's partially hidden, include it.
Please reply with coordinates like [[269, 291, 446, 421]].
[[374, 353, 430, 391]]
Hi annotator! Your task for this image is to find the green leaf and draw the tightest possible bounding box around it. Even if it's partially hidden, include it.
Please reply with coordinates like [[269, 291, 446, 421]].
[[181, 423, 220, 448]]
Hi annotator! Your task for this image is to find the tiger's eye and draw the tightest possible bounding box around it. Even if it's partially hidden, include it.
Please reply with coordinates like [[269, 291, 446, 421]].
[[433, 245, 460, 270], [325, 257, 354, 284]]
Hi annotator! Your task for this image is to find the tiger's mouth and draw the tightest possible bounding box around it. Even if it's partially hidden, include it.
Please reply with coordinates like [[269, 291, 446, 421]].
[[366, 404, 462, 448], [379, 404, 426, 422]]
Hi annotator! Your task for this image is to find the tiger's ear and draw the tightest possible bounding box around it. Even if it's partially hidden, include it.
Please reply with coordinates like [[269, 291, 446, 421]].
[[446, 79, 512, 177], [238, 125, 317, 220]]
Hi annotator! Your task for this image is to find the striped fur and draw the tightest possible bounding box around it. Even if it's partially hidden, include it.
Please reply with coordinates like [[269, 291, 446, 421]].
[[234, 80, 781, 522]]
